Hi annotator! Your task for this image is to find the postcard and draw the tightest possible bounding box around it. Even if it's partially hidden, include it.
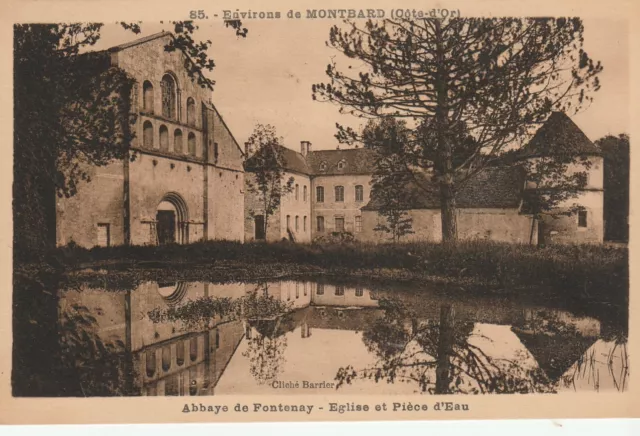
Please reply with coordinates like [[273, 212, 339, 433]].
[[1, 0, 637, 425]]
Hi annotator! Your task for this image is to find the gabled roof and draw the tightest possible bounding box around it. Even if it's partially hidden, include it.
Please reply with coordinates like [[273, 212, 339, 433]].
[[520, 112, 601, 158], [306, 148, 377, 175], [108, 31, 173, 52], [362, 166, 526, 211]]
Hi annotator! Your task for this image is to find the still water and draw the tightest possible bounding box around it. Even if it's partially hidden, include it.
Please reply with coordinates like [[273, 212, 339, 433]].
[[14, 277, 628, 396]]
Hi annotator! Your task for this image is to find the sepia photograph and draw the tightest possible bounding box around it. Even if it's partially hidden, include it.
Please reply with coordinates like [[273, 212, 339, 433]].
[[3, 0, 636, 425]]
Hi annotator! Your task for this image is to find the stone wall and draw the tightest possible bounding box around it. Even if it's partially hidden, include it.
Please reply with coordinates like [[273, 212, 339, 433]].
[[311, 174, 371, 239], [56, 161, 126, 247], [361, 207, 537, 244]]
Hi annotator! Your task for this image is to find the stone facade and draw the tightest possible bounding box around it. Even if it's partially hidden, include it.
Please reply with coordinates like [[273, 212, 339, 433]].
[[55, 32, 245, 248], [245, 113, 604, 246]]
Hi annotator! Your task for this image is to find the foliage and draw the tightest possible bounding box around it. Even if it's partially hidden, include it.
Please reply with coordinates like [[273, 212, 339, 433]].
[[596, 134, 629, 242], [58, 303, 131, 396], [147, 284, 293, 330], [14, 20, 246, 258], [361, 118, 416, 241], [519, 154, 591, 243], [335, 298, 554, 394], [244, 124, 295, 237], [312, 17, 602, 242]]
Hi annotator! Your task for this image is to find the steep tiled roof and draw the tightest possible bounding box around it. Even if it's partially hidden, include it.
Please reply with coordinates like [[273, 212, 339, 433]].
[[306, 148, 377, 175], [244, 144, 312, 175], [362, 166, 526, 211], [520, 112, 601, 158]]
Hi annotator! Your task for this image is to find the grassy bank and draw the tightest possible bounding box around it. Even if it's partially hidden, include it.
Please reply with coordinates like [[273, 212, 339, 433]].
[[37, 239, 626, 301]]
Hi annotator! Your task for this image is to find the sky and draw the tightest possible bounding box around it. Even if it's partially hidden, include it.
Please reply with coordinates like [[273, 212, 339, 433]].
[[94, 18, 629, 152]]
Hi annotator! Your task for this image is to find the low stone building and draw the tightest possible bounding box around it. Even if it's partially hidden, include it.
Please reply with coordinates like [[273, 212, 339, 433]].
[[55, 32, 245, 248], [245, 112, 603, 245]]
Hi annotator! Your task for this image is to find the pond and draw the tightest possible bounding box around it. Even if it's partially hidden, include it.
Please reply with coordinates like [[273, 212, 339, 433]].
[[12, 275, 628, 397]]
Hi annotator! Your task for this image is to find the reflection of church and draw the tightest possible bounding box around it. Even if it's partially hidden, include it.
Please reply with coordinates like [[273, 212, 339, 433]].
[[58, 279, 625, 395]]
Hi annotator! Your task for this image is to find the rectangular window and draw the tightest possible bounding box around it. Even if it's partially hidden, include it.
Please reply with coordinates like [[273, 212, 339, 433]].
[[355, 216, 362, 233], [317, 216, 325, 232], [578, 210, 588, 227], [296, 282, 299, 299], [335, 285, 345, 296], [335, 216, 345, 232], [317, 283, 324, 295], [295, 216, 299, 231], [286, 215, 291, 230], [316, 186, 324, 202], [97, 223, 110, 247], [303, 282, 307, 296], [355, 185, 364, 202], [303, 216, 307, 232], [295, 184, 299, 200], [355, 287, 363, 297], [335, 186, 344, 202]]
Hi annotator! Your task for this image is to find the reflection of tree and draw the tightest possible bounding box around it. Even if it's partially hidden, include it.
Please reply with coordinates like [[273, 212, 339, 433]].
[[242, 319, 288, 385], [147, 283, 292, 330], [147, 283, 294, 385], [58, 303, 130, 396], [336, 298, 553, 394]]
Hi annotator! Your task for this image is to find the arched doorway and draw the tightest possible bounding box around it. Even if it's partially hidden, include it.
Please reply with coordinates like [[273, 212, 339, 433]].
[[156, 192, 189, 244]]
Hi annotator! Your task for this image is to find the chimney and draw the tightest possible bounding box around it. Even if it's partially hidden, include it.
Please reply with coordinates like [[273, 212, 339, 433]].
[[244, 141, 253, 156], [300, 141, 312, 156]]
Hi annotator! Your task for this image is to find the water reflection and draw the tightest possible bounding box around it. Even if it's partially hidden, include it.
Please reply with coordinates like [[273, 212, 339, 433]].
[[15, 277, 628, 396]]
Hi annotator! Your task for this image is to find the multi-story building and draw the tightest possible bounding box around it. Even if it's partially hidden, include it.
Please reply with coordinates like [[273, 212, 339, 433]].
[[55, 31, 246, 248], [244, 112, 604, 245]]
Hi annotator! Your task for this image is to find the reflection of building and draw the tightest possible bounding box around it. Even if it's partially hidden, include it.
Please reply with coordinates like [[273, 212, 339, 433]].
[[58, 281, 247, 395], [56, 32, 245, 248]]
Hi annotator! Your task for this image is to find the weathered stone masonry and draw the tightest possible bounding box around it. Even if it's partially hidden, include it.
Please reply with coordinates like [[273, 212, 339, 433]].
[[56, 32, 245, 248]]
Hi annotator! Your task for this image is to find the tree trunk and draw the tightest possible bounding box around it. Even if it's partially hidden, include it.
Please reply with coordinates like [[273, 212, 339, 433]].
[[435, 304, 455, 394], [440, 180, 458, 244]]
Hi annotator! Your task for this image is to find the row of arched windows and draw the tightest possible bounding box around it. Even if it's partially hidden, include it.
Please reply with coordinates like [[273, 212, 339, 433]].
[[142, 74, 198, 126], [143, 121, 197, 157]]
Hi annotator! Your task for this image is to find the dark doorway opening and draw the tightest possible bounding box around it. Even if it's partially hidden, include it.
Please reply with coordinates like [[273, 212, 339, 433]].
[[157, 210, 176, 244], [254, 215, 265, 240]]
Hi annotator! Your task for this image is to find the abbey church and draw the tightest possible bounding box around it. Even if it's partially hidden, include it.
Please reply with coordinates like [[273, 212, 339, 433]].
[[56, 32, 604, 248]]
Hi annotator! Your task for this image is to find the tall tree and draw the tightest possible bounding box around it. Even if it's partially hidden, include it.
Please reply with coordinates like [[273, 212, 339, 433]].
[[14, 21, 245, 259], [597, 134, 629, 242], [362, 118, 416, 242], [244, 124, 295, 240], [312, 17, 602, 243]]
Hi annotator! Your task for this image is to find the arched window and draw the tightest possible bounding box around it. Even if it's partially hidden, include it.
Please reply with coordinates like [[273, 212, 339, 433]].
[[174, 129, 183, 154], [316, 186, 324, 203], [143, 121, 153, 148], [159, 125, 169, 151], [161, 346, 171, 371], [303, 216, 307, 232], [215, 330, 220, 349], [143, 81, 154, 113], [295, 184, 299, 200], [186, 97, 196, 126], [295, 216, 299, 231], [303, 186, 307, 202], [335, 186, 344, 202], [161, 74, 177, 119], [188, 132, 196, 157], [145, 350, 156, 377], [176, 341, 185, 366], [189, 337, 198, 362], [355, 185, 364, 202]]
